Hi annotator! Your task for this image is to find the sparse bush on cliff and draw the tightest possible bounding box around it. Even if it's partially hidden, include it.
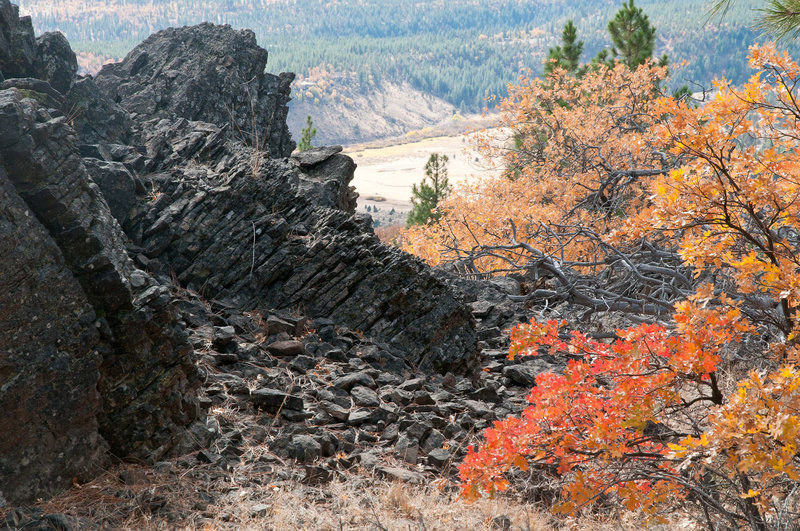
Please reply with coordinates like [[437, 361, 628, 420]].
[[298, 114, 317, 151]]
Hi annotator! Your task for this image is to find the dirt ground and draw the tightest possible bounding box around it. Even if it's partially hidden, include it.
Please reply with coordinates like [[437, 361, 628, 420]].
[[345, 126, 502, 227]]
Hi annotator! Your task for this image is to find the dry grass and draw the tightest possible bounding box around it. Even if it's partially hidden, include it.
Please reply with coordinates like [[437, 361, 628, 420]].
[[13, 457, 695, 531], [1, 388, 700, 530], [250, 479, 550, 530]]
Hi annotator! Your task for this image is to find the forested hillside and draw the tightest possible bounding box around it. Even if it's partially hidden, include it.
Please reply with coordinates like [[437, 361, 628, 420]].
[[16, 0, 797, 143]]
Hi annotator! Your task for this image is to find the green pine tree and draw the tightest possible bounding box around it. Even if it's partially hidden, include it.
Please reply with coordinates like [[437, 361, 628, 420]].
[[406, 153, 451, 227], [298, 115, 317, 152], [597, 0, 665, 69], [543, 20, 585, 76], [711, 0, 800, 41]]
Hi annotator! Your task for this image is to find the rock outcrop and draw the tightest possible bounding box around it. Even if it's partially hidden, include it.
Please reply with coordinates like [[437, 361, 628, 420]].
[[0, 162, 108, 505], [0, 2, 76, 93], [0, 0, 483, 507], [124, 124, 477, 372], [0, 1, 36, 80], [95, 23, 295, 158], [0, 86, 200, 502]]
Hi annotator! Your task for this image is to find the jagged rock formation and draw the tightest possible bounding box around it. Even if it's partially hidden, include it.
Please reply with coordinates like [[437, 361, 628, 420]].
[[0, 85, 200, 503], [0, 1, 484, 506], [123, 125, 477, 372], [0, 163, 108, 505], [85, 22, 478, 372], [0, 2, 199, 504], [0, 2, 76, 93], [95, 23, 295, 158]]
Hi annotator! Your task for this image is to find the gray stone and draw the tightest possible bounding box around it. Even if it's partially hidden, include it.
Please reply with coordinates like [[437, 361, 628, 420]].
[[470, 300, 495, 318], [266, 340, 303, 357], [413, 390, 436, 405], [382, 388, 413, 406], [401, 419, 432, 442], [288, 435, 321, 463], [350, 385, 380, 407], [34, 31, 77, 94], [266, 316, 295, 336], [291, 145, 343, 168], [347, 408, 373, 426], [212, 325, 236, 347], [421, 429, 446, 454], [319, 401, 350, 422], [377, 467, 424, 484], [214, 374, 249, 395], [250, 389, 303, 412], [502, 360, 553, 387], [394, 435, 419, 465], [427, 448, 451, 469], [314, 432, 339, 457], [381, 423, 399, 443], [333, 371, 376, 391], [289, 355, 318, 373], [250, 504, 270, 518], [397, 378, 425, 392]]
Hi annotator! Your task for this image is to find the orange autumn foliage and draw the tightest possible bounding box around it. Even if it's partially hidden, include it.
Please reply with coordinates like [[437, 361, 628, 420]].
[[404, 60, 672, 273], [460, 302, 749, 516], [671, 366, 800, 515], [457, 44, 800, 528], [639, 43, 800, 344]]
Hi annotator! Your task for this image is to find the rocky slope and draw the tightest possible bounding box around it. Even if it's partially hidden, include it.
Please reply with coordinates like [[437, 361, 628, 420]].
[[0, 1, 550, 523], [287, 81, 456, 146]]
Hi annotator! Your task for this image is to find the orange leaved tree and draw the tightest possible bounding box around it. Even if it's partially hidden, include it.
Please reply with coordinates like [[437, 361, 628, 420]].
[[404, 60, 690, 319], [459, 44, 800, 530]]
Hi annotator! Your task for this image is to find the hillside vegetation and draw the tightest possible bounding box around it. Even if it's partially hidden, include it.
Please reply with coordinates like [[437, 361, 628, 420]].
[[17, 0, 800, 144]]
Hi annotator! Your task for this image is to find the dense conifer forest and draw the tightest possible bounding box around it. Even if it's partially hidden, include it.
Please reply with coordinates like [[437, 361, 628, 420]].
[[17, 0, 797, 112]]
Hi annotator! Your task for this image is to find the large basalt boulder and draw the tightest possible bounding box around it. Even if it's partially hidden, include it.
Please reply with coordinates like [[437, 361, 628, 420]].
[[292, 145, 359, 211], [126, 120, 479, 372], [0, 2, 77, 94], [0, 87, 200, 476], [34, 31, 78, 94], [0, 1, 36, 80], [0, 162, 109, 505], [95, 23, 295, 158], [66, 76, 134, 145]]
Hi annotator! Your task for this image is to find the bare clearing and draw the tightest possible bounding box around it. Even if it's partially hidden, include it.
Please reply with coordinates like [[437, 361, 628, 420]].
[[345, 119, 503, 227]]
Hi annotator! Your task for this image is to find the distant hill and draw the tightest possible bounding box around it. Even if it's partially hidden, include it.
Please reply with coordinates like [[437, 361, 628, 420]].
[[16, 0, 797, 144]]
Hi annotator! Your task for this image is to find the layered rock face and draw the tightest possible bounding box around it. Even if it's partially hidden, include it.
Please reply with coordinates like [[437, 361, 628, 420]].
[[0, 1, 76, 92], [86, 22, 478, 372], [0, 1, 479, 505], [0, 84, 200, 502], [95, 23, 295, 158], [0, 163, 108, 505], [0, 2, 198, 504], [123, 125, 477, 372]]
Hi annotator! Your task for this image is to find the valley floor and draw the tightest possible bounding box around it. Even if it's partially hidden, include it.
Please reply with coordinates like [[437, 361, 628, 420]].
[[345, 116, 503, 227]]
